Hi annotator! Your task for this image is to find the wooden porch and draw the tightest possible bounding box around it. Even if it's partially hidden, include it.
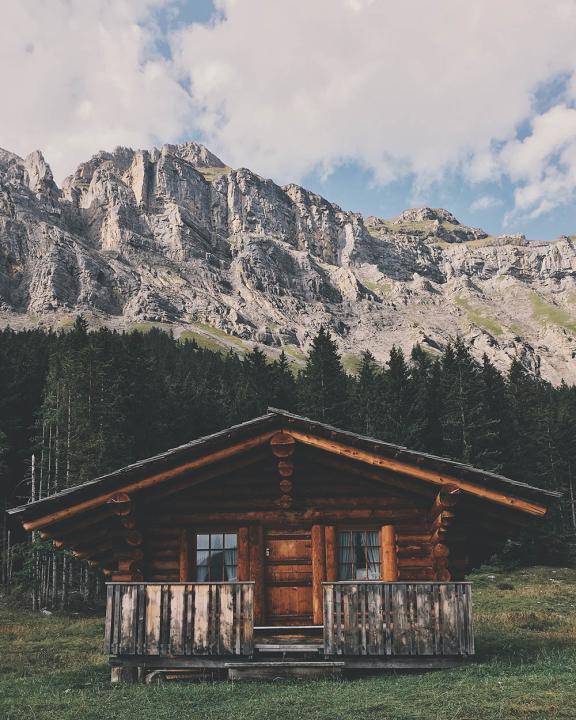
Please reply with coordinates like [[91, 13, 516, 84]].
[[106, 580, 474, 681]]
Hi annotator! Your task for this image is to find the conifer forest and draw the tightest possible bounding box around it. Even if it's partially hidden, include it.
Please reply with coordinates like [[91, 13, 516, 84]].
[[1, 318, 575, 608]]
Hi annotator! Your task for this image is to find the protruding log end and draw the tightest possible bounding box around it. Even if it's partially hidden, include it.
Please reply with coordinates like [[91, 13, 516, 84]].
[[278, 460, 294, 477], [270, 432, 296, 458], [279, 478, 293, 494], [107, 492, 132, 516], [278, 494, 293, 509]]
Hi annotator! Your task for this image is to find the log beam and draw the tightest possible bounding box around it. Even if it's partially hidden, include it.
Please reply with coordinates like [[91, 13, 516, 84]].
[[288, 429, 548, 516], [23, 431, 277, 531]]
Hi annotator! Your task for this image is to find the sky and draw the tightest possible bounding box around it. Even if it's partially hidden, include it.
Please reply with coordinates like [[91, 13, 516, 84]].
[[2, 1, 576, 240]]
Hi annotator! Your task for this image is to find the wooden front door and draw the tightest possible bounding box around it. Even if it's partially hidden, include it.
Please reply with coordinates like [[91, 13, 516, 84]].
[[263, 529, 313, 625]]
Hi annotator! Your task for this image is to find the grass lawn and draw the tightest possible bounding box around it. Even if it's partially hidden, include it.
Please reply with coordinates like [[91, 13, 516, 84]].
[[1, 566, 576, 720]]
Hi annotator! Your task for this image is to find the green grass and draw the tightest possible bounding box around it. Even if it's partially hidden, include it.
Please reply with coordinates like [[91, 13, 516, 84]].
[[362, 280, 393, 295], [455, 297, 503, 336], [178, 330, 227, 353], [530, 293, 576, 335], [193, 323, 249, 351], [342, 352, 362, 374], [128, 321, 172, 334], [2, 566, 576, 719]]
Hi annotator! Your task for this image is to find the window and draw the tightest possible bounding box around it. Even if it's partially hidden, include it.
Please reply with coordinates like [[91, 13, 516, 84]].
[[338, 531, 380, 580], [195, 532, 237, 581]]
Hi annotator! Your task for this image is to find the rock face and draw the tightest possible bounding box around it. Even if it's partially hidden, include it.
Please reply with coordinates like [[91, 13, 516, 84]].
[[1, 141, 576, 384]]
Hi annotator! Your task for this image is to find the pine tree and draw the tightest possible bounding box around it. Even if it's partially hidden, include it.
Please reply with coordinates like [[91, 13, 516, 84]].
[[270, 351, 297, 411], [410, 345, 444, 454], [440, 339, 499, 468], [351, 351, 381, 436], [298, 326, 349, 426], [378, 346, 420, 446]]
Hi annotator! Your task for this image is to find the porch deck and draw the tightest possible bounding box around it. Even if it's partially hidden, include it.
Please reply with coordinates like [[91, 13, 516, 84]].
[[105, 581, 474, 681]]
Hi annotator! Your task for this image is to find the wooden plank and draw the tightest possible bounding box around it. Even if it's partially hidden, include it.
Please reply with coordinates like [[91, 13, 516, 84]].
[[359, 583, 368, 655], [415, 584, 434, 654], [219, 584, 234, 654], [193, 584, 210, 654], [104, 585, 114, 654], [381, 525, 398, 581], [185, 585, 194, 656], [439, 584, 459, 655], [145, 585, 161, 655], [343, 585, 359, 655], [249, 526, 264, 624], [169, 585, 185, 655], [112, 584, 122, 655], [119, 585, 137, 655], [311, 525, 326, 625], [323, 584, 335, 655], [136, 584, 146, 655], [241, 583, 254, 656], [392, 584, 412, 655], [367, 583, 383, 655]]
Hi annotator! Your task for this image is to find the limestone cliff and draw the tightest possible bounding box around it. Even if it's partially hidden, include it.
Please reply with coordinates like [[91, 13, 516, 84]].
[[1, 142, 576, 384]]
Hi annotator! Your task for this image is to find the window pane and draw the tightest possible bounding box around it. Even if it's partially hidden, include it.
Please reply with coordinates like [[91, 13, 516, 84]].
[[211, 534, 223, 550], [209, 550, 224, 581], [367, 562, 380, 580], [224, 533, 237, 549], [197, 534, 209, 550], [339, 532, 352, 547], [353, 532, 365, 570], [366, 531, 379, 547], [196, 550, 209, 581], [225, 565, 237, 581], [340, 563, 353, 580]]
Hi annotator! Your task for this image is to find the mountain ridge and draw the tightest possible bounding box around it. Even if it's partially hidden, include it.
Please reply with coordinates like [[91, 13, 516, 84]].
[[1, 141, 576, 383]]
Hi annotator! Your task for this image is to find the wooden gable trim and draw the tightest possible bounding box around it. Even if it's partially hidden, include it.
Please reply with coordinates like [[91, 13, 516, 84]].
[[287, 429, 548, 517], [22, 431, 277, 531]]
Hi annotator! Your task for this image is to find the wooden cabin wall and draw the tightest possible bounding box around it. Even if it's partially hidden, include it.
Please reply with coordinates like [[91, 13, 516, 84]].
[[138, 461, 437, 589]]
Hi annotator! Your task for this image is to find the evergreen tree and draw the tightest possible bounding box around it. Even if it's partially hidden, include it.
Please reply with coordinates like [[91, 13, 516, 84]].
[[351, 351, 381, 436], [298, 326, 349, 426], [270, 351, 297, 411], [378, 346, 420, 446], [440, 339, 499, 468], [410, 345, 444, 454]]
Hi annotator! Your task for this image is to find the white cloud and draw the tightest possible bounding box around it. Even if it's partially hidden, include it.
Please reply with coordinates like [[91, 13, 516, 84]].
[[499, 106, 576, 219], [0, 0, 193, 181], [470, 195, 502, 212], [172, 0, 576, 196], [2, 0, 576, 225]]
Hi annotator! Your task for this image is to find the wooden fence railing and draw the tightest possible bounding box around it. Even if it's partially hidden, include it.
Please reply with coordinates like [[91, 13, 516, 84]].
[[323, 582, 473, 656], [105, 582, 254, 657]]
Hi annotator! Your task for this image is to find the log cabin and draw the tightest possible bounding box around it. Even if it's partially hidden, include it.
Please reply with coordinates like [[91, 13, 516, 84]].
[[8, 408, 560, 681]]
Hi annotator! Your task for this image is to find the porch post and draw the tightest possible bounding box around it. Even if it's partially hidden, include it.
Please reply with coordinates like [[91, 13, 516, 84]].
[[381, 524, 398, 581]]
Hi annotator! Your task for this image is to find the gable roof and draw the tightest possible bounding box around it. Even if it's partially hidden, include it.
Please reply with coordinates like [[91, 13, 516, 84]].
[[8, 408, 560, 530]]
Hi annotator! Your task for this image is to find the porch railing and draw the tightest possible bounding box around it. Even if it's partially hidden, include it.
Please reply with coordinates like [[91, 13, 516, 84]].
[[105, 582, 254, 657], [323, 582, 474, 656]]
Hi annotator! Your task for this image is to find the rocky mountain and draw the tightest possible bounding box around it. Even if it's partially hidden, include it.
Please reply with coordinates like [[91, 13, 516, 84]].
[[1, 142, 576, 384]]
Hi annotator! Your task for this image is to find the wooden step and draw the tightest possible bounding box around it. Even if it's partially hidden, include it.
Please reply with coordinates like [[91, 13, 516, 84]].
[[225, 661, 344, 681], [255, 643, 323, 653]]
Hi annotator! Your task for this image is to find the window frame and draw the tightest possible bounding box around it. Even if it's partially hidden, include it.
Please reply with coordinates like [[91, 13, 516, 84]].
[[337, 528, 382, 581], [192, 530, 238, 582]]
